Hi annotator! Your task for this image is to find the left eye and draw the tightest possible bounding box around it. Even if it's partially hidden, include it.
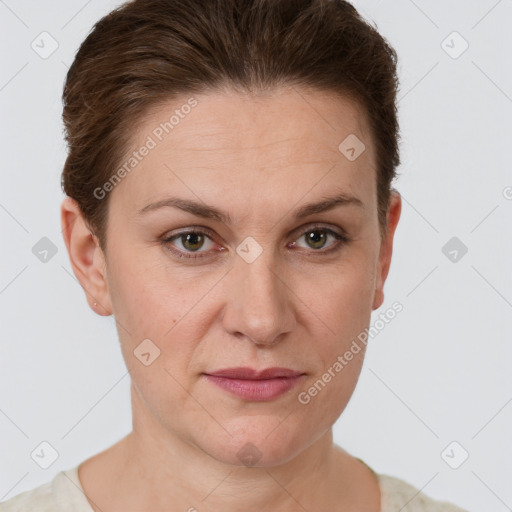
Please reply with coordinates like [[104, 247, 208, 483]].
[[291, 228, 347, 251], [161, 226, 348, 259]]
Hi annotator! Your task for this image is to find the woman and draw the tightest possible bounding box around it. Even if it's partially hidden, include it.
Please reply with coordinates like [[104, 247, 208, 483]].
[[1, 0, 467, 510]]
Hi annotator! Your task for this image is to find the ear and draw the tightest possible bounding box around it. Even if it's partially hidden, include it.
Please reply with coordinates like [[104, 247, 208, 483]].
[[372, 189, 401, 310], [60, 196, 112, 316]]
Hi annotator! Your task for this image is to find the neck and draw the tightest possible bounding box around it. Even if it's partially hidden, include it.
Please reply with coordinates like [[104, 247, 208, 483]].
[[115, 389, 350, 512], [80, 383, 376, 512]]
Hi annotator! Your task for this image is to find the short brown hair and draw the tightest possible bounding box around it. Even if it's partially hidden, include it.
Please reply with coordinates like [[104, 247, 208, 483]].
[[61, 0, 401, 252]]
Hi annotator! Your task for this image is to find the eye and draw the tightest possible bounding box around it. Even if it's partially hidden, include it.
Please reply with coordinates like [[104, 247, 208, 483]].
[[289, 225, 350, 253], [160, 224, 350, 260], [161, 228, 221, 259]]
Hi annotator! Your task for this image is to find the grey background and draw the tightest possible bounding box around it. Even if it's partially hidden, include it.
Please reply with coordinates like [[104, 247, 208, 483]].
[[1, 1, 511, 510]]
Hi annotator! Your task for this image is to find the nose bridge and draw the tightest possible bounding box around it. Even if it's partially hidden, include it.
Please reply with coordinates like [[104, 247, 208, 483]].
[[224, 243, 295, 345]]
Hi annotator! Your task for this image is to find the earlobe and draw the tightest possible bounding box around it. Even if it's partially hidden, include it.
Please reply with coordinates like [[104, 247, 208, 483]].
[[60, 197, 112, 316], [371, 190, 402, 311]]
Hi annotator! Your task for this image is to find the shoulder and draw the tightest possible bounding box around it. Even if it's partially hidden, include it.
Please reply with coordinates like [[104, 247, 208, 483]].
[[376, 472, 468, 512], [352, 455, 468, 511], [0, 465, 92, 512], [0, 478, 54, 512]]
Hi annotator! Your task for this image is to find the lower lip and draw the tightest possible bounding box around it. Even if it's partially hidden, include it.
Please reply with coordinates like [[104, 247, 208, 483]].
[[203, 374, 304, 401]]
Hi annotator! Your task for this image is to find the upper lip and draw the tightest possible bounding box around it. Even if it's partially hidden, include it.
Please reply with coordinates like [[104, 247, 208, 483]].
[[204, 367, 304, 380]]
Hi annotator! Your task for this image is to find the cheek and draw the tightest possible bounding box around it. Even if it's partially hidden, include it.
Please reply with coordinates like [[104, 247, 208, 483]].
[[295, 349, 366, 439], [307, 249, 377, 339], [293, 249, 376, 403], [111, 269, 205, 423], [107, 251, 199, 335], [107, 255, 216, 390]]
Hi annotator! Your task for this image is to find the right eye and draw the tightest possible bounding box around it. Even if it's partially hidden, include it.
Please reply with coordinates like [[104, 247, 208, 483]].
[[160, 228, 224, 259]]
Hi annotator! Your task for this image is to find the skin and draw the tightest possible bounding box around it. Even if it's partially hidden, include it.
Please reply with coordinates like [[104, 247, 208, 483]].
[[61, 85, 401, 512]]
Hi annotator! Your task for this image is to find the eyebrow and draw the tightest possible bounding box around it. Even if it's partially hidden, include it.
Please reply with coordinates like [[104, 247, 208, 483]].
[[136, 191, 364, 224]]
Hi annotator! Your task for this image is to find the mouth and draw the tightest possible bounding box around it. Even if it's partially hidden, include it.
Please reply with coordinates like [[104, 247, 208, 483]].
[[202, 367, 306, 401]]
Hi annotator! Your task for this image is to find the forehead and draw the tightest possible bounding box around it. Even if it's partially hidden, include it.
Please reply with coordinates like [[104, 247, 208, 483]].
[[111, 86, 377, 215]]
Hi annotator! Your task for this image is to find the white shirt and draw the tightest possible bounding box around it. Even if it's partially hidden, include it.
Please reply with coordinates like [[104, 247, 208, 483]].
[[0, 460, 468, 511]]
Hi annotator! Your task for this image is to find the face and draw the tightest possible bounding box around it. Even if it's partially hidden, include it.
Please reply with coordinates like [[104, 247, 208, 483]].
[[65, 85, 400, 467]]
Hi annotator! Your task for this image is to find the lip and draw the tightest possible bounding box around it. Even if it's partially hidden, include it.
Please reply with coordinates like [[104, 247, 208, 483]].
[[203, 367, 305, 401], [205, 367, 303, 379]]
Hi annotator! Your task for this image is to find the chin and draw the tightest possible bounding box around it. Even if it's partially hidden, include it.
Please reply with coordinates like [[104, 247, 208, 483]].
[[202, 416, 310, 468]]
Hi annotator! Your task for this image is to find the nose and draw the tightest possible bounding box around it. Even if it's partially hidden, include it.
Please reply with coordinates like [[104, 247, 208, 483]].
[[222, 249, 296, 346]]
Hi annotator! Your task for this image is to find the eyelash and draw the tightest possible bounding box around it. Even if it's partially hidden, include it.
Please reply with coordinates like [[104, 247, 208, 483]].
[[160, 224, 351, 260]]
